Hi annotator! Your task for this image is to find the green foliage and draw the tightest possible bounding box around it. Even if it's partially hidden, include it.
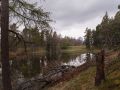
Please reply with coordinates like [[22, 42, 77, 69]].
[[45, 30, 61, 60], [9, 0, 51, 30], [22, 27, 41, 46], [8, 0, 52, 52], [60, 36, 83, 49], [85, 11, 120, 49], [84, 28, 92, 50], [61, 42, 70, 49]]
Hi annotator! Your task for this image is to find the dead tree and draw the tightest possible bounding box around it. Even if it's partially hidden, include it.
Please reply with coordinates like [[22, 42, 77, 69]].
[[95, 50, 105, 86], [1, 0, 12, 90]]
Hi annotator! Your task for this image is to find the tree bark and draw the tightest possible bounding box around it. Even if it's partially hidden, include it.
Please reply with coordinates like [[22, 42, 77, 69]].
[[95, 50, 105, 86], [1, 0, 12, 90]]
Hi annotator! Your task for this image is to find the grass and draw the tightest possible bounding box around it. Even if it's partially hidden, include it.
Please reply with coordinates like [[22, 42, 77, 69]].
[[9, 47, 46, 58], [100, 58, 120, 90], [61, 45, 87, 54], [48, 67, 96, 90], [48, 56, 120, 90], [9, 45, 87, 59], [9, 46, 120, 90]]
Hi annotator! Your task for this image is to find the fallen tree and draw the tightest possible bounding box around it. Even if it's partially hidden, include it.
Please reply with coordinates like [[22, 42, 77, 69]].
[[16, 65, 75, 90]]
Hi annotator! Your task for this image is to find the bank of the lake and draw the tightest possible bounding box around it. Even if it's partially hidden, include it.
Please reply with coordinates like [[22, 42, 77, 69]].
[[1, 46, 94, 90], [9, 45, 87, 58], [61, 45, 87, 54], [48, 51, 120, 90]]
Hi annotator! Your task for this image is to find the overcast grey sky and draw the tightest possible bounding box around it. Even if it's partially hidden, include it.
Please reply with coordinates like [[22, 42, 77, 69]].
[[40, 0, 120, 38]]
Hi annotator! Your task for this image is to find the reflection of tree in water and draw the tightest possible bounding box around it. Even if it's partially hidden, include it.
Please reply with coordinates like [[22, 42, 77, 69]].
[[45, 52, 61, 72], [46, 52, 57, 61], [61, 53, 80, 62], [30, 56, 40, 77], [46, 52, 79, 68], [86, 52, 94, 63], [86, 53, 90, 62], [11, 55, 41, 78], [40, 56, 48, 75], [10, 52, 94, 82]]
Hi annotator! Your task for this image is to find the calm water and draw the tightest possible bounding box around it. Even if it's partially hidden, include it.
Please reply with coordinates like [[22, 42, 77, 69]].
[[0, 52, 94, 89]]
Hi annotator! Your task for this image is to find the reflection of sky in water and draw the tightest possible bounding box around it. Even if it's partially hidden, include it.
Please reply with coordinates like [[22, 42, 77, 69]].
[[0, 53, 94, 75], [63, 59, 86, 67], [0, 53, 94, 89], [0, 64, 1, 75], [0, 53, 93, 76], [0, 68, 1, 75], [62, 53, 93, 67]]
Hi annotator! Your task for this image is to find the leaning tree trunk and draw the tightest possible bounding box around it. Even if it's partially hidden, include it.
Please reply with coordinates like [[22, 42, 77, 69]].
[[1, 0, 12, 90]]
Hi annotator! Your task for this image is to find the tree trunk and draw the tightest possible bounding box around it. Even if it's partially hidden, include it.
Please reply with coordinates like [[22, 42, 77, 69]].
[[1, 0, 12, 90], [95, 50, 105, 86]]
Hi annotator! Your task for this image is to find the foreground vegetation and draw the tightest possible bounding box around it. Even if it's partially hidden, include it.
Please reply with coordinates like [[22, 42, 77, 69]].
[[48, 51, 120, 90], [1, 0, 120, 89]]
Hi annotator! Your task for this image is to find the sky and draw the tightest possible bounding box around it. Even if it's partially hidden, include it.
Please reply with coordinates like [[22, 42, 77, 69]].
[[39, 0, 120, 39]]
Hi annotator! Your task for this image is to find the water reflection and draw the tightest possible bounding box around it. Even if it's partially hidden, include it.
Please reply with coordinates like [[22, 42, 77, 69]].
[[0, 53, 94, 77], [0, 52, 94, 89], [62, 53, 93, 67], [11, 55, 41, 78], [11, 53, 93, 77]]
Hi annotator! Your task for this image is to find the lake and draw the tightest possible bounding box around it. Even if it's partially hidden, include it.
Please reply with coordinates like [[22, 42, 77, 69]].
[[0, 52, 94, 89]]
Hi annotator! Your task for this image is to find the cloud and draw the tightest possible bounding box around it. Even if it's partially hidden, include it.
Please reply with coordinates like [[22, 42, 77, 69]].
[[40, 0, 120, 38]]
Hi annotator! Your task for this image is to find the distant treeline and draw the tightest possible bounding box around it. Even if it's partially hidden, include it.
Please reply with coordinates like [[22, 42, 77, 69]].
[[84, 10, 120, 50], [8, 24, 83, 52]]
